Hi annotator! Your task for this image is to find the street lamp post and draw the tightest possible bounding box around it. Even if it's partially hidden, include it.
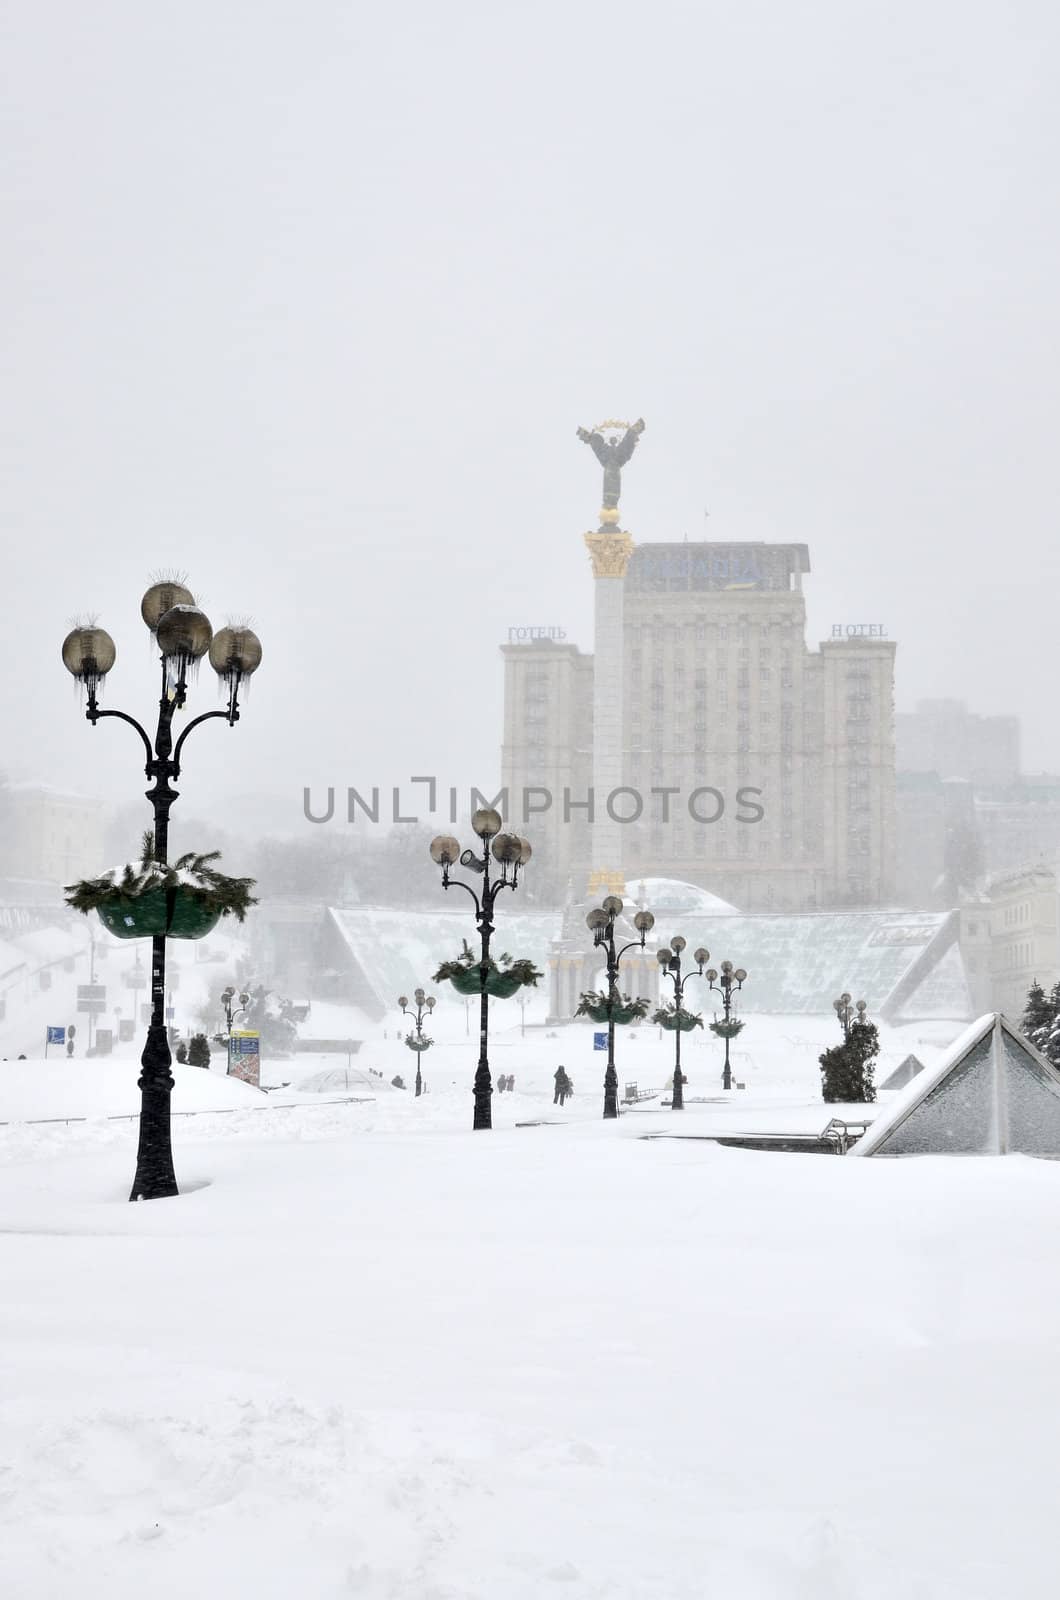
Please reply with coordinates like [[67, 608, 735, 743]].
[[704, 960, 748, 1092], [62, 582, 261, 1200], [586, 896, 655, 1120], [833, 992, 867, 1041], [655, 938, 710, 1111], [398, 987, 436, 1097], [221, 985, 250, 1042], [428, 810, 532, 1130]]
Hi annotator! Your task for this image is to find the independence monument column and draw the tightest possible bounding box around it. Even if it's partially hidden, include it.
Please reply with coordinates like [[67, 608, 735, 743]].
[[577, 417, 645, 899]]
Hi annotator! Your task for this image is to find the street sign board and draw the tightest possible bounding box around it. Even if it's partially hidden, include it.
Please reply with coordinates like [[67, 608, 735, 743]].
[[46, 1025, 66, 1045], [77, 983, 106, 1014], [118, 1018, 136, 1043], [227, 1030, 261, 1088], [593, 1032, 607, 1051]]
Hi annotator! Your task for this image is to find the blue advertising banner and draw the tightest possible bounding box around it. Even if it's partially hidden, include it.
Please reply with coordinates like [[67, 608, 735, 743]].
[[593, 1032, 607, 1051]]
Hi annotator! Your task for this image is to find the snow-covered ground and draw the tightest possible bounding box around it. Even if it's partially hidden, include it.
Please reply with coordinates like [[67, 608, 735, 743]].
[[3, 1010, 1058, 1598]]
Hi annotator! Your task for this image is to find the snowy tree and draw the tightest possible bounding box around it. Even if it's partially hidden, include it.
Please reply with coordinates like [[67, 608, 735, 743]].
[[819, 1019, 879, 1103], [1020, 981, 1053, 1050], [1038, 981, 1060, 1068], [187, 1033, 211, 1069], [244, 986, 298, 1057]]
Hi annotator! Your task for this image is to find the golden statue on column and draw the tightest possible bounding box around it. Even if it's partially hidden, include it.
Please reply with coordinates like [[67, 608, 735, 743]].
[[578, 417, 645, 577]]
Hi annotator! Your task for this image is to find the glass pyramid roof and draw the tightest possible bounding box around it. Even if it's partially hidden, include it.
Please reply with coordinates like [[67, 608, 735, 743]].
[[853, 1014, 1060, 1157]]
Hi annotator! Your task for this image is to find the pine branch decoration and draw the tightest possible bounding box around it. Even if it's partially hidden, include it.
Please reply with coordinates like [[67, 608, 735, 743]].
[[65, 842, 258, 922]]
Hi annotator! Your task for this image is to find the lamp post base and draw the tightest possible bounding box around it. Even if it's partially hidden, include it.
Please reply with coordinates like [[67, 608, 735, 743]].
[[130, 1024, 178, 1200], [473, 1063, 492, 1130], [603, 1062, 619, 1120]]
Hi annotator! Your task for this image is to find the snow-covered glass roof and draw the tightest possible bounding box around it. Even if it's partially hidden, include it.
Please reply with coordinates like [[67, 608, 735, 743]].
[[329, 901, 967, 1019], [329, 907, 559, 1013], [653, 909, 961, 1016]]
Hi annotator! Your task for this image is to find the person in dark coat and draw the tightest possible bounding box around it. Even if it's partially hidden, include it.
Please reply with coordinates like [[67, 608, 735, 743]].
[[553, 1066, 572, 1106]]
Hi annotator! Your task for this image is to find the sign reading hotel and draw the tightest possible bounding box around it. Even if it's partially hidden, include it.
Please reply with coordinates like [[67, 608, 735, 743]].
[[830, 624, 888, 638]]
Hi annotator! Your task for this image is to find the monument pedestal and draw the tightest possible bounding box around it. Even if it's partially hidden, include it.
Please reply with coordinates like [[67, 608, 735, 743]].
[[548, 422, 650, 1026]]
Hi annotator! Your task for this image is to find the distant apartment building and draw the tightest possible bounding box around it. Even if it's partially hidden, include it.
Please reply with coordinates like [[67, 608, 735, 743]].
[[895, 773, 950, 904], [960, 866, 1060, 1019], [500, 637, 594, 899], [501, 542, 896, 910], [895, 775, 981, 906], [896, 762, 1060, 907], [0, 783, 105, 887], [974, 776, 1060, 877], [891, 704, 1060, 907], [958, 897, 994, 1015], [897, 699, 1020, 786]]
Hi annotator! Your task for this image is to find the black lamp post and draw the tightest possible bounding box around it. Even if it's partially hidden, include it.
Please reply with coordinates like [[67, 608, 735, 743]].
[[704, 959, 748, 1091], [398, 987, 435, 1097], [221, 985, 250, 1040], [833, 992, 867, 1041], [655, 938, 710, 1111], [586, 895, 655, 1120], [62, 582, 261, 1200], [428, 810, 531, 1130]]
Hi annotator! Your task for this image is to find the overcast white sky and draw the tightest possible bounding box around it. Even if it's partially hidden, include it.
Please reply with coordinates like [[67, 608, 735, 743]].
[[3, 1, 1059, 831]]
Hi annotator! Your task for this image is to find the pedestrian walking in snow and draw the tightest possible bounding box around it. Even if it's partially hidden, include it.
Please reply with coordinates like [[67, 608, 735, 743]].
[[553, 1066, 572, 1107]]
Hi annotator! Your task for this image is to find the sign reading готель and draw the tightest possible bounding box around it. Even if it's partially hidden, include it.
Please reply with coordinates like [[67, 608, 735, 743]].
[[506, 626, 567, 642]]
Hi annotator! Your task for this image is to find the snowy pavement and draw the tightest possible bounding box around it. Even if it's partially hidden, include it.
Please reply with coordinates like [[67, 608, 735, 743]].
[[3, 1025, 1059, 1598]]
